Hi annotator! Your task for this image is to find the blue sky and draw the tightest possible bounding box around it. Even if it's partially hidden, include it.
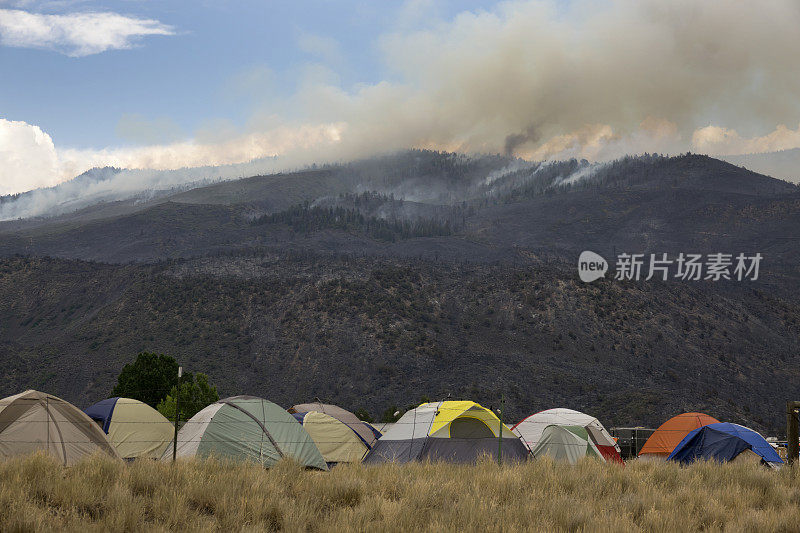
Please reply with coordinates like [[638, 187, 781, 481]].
[[1, 0, 500, 149]]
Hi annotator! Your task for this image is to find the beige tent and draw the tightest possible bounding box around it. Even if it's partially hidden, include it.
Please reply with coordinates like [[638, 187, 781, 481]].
[[293, 411, 370, 464], [289, 403, 379, 448], [0, 390, 120, 465], [84, 397, 174, 460]]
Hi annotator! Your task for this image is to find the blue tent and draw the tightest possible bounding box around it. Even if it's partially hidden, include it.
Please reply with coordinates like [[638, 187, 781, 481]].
[[84, 397, 118, 432], [667, 422, 782, 466]]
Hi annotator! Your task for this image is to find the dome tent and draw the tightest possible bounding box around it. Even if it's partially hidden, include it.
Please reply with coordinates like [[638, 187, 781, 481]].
[[364, 422, 383, 441], [84, 397, 174, 460], [363, 400, 528, 464], [0, 390, 120, 465], [163, 396, 327, 470], [291, 411, 369, 464], [288, 402, 379, 449], [512, 408, 622, 463], [530, 425, 603, 464], [667, 422, 782, 467], [638, 412, 719, 459]]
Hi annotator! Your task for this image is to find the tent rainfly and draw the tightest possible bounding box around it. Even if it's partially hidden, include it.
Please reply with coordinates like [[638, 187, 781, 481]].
[[363, 400, 529, 464], [291, 411, 370, 464], [84, 397, 174, 460], [163, 396, 327, 470], [667, 422, 783, 467], [0, 390, 120, 465], [637, 412, 720, 459], [512, 408, 623, 463], [289, 402, 379, 449], [530, 424, 603, 464]]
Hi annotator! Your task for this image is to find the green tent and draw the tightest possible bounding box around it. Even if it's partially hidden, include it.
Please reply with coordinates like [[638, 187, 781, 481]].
[[163, 396, 327, 470], [530, 424, 603, 464]]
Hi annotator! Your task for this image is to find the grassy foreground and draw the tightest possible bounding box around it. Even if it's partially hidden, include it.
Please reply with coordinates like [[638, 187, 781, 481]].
[[1, 454, 799, 532]]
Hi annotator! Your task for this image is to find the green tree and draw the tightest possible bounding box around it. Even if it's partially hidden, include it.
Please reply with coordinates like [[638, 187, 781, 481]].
[[380, 405, 403, 423], [157, 373, 219, 422], [353, 408, 373, 423], [111, 352, 181, 408]]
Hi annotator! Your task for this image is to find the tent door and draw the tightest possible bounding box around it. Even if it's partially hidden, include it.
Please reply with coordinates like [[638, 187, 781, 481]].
[[449, 417, 495, 438]]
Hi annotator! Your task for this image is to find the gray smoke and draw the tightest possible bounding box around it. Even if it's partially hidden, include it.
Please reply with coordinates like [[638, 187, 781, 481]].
[[504, 125, 540, 157], [4, 0, 800, 219]]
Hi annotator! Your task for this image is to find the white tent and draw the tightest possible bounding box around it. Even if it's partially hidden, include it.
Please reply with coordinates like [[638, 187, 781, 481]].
[[512, 408, 622, 463], [530, 425, 604, 464]]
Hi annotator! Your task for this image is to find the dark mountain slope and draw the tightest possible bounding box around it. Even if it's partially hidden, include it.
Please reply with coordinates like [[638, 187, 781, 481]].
[[0, 255, 798, 433], [577, 154, 796, 196], [470, 188, 800, 264], [722, 148, 800, 183], [0, 154, 797, 269], [0, 152, 798, 435], [168, 169, 350, 210]]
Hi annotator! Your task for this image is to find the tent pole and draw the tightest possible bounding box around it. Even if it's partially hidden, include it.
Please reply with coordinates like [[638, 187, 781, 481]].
[[172, 366, 183, 462], [46, 397, 49, 453]]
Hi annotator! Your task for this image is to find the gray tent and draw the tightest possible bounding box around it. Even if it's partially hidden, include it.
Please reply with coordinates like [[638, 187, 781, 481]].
[[0, 390, 120, 465]]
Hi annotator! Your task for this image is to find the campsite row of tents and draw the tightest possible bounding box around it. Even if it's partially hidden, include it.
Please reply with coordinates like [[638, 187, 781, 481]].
[[0, 390, 784, 468]]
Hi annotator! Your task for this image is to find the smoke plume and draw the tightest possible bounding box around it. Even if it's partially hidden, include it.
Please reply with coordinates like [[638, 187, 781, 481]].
[[3, 0, 800, 218]]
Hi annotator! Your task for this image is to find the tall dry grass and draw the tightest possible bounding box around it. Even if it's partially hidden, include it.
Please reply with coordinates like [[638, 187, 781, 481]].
[[1, 453, 799, 532]]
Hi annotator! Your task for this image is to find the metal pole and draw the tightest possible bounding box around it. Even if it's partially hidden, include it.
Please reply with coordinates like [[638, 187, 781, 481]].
[[497, 394, 504, 466], [172, 366, 183, 462], [45, 397, 49, 453], [787, 401, 800, 466]]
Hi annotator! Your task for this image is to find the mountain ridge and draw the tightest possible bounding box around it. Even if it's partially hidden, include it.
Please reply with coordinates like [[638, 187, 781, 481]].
[[0, 151, 798, 434]]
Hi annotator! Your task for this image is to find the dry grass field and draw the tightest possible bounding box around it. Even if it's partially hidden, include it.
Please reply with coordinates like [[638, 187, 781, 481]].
[[1, 453, 799, 532]]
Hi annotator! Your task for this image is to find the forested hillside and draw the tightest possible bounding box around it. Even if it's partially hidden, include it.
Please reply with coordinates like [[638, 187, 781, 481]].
[[1, 254, 798, 433], [0, 151, 798, 433]]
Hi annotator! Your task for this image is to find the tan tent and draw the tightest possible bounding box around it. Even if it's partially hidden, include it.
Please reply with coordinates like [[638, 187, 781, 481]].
[[84, 397, 174, 460], [289, 403, 379, 448], [293, 411, 370, 464], [0, 390, 120, 465]]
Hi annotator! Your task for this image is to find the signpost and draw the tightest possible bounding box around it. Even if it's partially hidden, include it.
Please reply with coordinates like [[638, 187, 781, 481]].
[[787, 401, 800, 465], [497, 395, 504, 466]]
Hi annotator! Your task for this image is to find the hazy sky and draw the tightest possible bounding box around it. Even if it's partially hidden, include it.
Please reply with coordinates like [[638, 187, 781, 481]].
[[2, 0, 800, 195], [2, 1, 498, 148]]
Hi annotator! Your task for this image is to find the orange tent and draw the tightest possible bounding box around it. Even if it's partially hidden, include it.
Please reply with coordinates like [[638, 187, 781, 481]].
[[638, 412, 720, 458]]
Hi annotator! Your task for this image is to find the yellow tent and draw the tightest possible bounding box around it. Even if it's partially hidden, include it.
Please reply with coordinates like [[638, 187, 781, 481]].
[[364, 400, 529, 463]]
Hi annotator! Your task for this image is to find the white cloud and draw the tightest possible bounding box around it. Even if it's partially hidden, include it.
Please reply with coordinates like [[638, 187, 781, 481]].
[[0, 119, 61, 195], [0, 8, 175, 56], [0, 117, 346, 198], [692, 124, 800, 156], [57, 122, 345, 176]]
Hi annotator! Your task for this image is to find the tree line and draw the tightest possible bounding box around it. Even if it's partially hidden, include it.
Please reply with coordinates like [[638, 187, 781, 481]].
[[251, 201, 455, 242], [111, 352, 219, 422]]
